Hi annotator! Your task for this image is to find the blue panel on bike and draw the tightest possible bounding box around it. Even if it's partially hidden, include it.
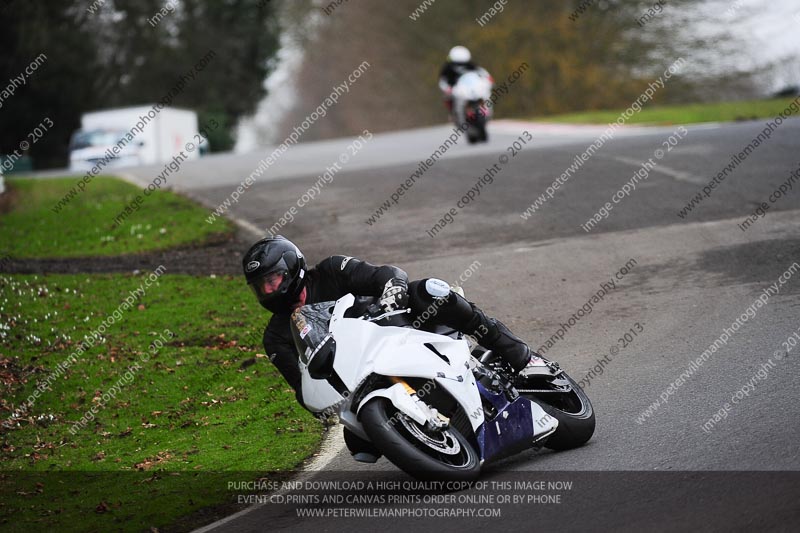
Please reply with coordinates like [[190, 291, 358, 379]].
[[475, 382, 536, 462]]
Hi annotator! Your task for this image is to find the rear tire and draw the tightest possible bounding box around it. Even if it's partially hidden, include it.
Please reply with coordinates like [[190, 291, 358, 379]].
[[360, 398, 480, 481]]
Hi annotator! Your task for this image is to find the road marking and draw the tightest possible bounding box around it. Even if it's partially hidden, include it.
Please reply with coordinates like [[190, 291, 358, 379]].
[[225, 215, 262, 238], [611, 155, 706, 185], [115, 171, 149, 189], [192, 427, 345, 532], [685, 123, 722, 130]]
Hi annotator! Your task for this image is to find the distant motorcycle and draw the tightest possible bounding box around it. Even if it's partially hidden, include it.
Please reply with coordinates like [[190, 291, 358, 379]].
[[451, 71, 493, 144], [290, 292, 595, 481]]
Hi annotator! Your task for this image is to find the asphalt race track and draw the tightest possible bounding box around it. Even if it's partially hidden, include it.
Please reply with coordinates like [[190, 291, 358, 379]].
[[122, 118, 800, 531]]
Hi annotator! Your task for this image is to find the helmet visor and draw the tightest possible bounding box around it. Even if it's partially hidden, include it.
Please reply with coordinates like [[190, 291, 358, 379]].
[[249, 270, 290, 301]]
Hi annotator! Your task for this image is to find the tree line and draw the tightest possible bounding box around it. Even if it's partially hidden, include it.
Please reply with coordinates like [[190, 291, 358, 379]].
[[0, 0, 279, 168]]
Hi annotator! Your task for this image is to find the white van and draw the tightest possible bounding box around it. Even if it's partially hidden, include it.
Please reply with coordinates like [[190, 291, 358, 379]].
[[69, 106, 201, 171]]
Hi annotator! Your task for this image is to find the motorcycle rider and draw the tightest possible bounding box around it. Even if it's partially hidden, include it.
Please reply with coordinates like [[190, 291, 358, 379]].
[[438, 45, 492, 118], [243, 236, 536, 462]]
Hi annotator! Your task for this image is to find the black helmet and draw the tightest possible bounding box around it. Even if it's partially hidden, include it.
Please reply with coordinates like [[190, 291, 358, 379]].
[[242, 236, 307, 314]]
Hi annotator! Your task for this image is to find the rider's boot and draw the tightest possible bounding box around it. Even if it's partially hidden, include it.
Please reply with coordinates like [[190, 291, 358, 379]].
[[463, 306, 532, 373]]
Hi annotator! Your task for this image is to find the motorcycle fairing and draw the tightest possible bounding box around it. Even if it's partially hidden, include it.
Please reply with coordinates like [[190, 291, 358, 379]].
[[340, 320, 484, 432], [295, 294, 481, 426], [358, 382, 434, 427], [475, 382, 558, 462]]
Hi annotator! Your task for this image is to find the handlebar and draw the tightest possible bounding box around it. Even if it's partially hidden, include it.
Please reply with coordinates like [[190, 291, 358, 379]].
[[364, 307, 412, 323]]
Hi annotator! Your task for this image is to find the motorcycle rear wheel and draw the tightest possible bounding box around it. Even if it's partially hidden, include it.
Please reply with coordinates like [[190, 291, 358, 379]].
[[360, 397, 480, 481]]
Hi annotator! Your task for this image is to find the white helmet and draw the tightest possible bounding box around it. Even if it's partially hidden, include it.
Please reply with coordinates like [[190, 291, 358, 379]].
[[448, 46, 471, 63]]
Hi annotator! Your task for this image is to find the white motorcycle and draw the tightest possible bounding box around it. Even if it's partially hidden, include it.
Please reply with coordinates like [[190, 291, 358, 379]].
[[290, 292, 595, 481], [450, 70, 493, 144]]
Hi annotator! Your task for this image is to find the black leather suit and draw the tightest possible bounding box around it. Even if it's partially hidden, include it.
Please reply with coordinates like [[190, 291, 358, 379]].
[[262, 255, 531, 406], [439, 60, 479, 89]]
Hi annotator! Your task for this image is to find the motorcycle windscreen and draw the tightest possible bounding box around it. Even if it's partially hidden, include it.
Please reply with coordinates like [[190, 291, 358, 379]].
[[290, 301, 336, 364]]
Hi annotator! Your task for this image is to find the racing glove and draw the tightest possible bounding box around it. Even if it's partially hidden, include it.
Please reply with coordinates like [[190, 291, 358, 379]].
[[379, 278, 409, 313]]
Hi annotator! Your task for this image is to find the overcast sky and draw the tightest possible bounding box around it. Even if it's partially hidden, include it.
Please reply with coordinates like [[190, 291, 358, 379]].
[[670, 0, 800, 89]]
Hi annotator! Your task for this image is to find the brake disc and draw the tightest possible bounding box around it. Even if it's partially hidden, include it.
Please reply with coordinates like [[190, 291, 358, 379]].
[[398, 414, 461, 455]]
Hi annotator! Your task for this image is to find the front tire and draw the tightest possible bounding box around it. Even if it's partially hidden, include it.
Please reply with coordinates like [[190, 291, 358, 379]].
[[519, 371, 595, 450], [479, 125, 488, 142], [359, 398, 480, 481]]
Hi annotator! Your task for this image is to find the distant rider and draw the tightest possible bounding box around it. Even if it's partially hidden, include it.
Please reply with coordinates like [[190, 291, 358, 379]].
[[438, 45, 492, 118]]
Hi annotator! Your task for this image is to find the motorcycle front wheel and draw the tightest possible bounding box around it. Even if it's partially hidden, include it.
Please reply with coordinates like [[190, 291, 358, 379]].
[[360, 398, 480, 481], [518, 370, 595, 450], [466, 121, 487, 144]]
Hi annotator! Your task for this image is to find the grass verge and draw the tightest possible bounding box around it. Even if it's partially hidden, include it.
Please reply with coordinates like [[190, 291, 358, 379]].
[[1, 177, 234, 258], [0, 273, 321, 532], [0, 174, 321, 532], [538, 97, 800, 125]]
